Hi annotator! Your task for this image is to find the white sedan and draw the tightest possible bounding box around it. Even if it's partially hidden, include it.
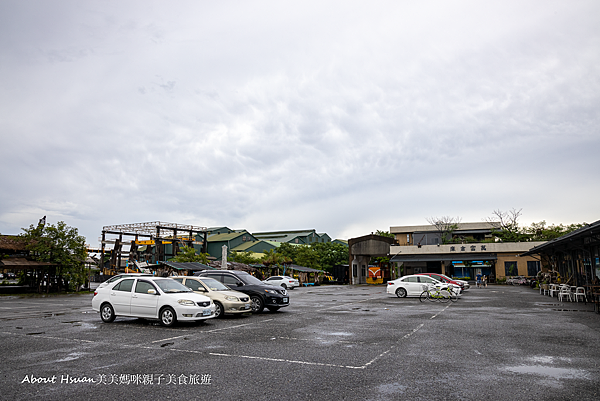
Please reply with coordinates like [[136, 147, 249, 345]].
[[387, 274, 451, 298], [92, 277, 215, 327], [263, 275, 299, 289]]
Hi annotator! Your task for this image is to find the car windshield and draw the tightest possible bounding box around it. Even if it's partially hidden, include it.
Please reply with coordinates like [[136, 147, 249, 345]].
[[199, 278, 229, 291], [154, 279, 192, 293], [239, 273, 265, 286]]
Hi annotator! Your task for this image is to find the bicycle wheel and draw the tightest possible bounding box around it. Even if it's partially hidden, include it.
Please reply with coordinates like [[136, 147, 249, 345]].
[[419, 291, 430, 302], [448, 289, 458, 302], [427, 290, 439, 302], [438, 289, 450, 303]]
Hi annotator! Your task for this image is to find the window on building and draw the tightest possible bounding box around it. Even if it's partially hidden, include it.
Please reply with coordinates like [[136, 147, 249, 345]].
[[504, 261, 518, 276], [527, 261, 540, 277]]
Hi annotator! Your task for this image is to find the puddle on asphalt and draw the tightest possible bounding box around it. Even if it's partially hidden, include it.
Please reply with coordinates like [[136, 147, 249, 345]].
[[377, 382, 407, 394], [505, 365, 590, 380]]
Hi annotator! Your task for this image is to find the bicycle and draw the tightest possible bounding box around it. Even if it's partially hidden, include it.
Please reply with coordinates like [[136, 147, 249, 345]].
[[420, 286, 450, 303], [446, 285, 459, 302]]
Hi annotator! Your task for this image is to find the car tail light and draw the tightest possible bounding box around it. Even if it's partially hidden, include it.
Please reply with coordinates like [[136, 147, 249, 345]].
[[388, 282, 393, 285], [93, 291, 97, 296]]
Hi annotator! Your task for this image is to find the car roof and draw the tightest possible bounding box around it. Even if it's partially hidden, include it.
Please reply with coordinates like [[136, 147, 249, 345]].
[[116, 273, 154, 276], [196, 270, 249, 276]]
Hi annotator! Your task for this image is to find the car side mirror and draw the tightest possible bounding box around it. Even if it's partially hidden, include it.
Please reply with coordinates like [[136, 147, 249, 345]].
[[147, 289, 156, 295]]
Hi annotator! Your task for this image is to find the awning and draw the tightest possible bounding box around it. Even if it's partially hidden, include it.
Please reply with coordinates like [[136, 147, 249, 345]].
[[288, 264, 323, 273], [159, 261, 215, 271], [0, 257, 54, 270], [390, 253, 498, 263]]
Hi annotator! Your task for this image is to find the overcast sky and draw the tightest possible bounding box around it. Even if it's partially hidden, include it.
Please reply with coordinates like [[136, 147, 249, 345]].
[[1, 0, 599, 245]]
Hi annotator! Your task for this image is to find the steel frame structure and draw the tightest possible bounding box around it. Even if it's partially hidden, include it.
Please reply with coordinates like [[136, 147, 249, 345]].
[[100, 222, 208, 273]]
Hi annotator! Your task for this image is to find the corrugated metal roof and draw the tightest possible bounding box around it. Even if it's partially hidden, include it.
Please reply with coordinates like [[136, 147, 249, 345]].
[[159, 261, 215, 271]]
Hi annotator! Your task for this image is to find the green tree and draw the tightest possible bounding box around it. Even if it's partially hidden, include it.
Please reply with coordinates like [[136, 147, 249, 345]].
[[375, 230, 395, 239], [20, 220, 87, 291], [311, 242, 349, 272], [295, 245, 320, 270], [230, 250, 259, 264], [276, 242, 299, 262], [524, 221, 584, 241], [172, 246, 209, 264]]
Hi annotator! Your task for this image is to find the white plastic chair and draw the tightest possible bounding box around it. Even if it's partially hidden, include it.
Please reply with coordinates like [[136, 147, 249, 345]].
[[558, 286, 573, 302], [549, 284, 560, 297], [573, 287, 586, 303]]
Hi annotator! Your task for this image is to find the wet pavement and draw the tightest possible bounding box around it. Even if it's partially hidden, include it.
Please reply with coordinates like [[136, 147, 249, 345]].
[[0, 284, 599, 400]]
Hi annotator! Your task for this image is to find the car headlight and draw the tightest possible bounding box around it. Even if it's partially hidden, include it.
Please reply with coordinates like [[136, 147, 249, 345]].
[[177, 299, 196, 306], [224, 296, 239, 302], [265, 289, 277, 294]]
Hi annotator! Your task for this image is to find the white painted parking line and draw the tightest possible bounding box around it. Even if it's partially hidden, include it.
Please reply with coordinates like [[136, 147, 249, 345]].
[[151, 335, 186, 343], [208, 352, 365, 369]]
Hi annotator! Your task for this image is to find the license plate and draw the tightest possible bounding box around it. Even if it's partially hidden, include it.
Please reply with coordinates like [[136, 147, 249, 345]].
[[283, 297, 288, 303], [244, 304, 251, 310], [202, 309, 211, 316]]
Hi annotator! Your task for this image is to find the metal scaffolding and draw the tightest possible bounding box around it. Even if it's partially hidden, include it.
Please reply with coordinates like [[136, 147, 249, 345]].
[[100, 221, 208, 274]]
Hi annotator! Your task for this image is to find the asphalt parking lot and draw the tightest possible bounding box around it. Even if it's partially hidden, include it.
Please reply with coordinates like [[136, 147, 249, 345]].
[[1, 284, 599, 400]]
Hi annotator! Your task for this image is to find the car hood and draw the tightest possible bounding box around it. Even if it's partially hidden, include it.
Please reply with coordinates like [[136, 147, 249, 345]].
[[210, 290, 250, 300], [163, 291, 211, 303]]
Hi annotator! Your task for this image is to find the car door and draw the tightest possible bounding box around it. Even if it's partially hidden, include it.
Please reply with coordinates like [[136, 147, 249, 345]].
[[417, 276, 437, 292], [400, 276, 421, 296], [222, 274, 244, 290], [109, 279, 135, 315], [130, 280, 159, 318]]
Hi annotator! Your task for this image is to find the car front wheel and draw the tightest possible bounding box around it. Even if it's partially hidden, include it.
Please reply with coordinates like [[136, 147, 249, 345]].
[[395, 288, 407, 298], [214, 301, 224, 318], [250, 296, 264, 313], [159, 306, 177, 327], [100, 303, 115, 323]]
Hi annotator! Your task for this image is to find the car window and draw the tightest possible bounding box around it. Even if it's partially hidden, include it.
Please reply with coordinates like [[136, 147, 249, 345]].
[[418, 276, 433, 283], [223, 275, 242, 287], [172, 278, 183, 283], [238, 273, 264, 285], [154, 279, 192, 293], [269, 276, 281, 280], [135, 280, 156, 294], [113, 279, 134, 292], [184, 279, 205, 292], [203, 273, 223, 282], [198, 278, 229, 291], [106, 275, 122, 284], [404, 276, 418, 282]]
